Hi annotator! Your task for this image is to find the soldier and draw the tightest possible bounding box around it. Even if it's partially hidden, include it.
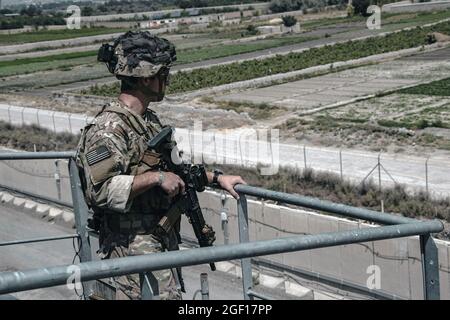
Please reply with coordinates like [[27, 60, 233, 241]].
[[75, 31, 246, 300]]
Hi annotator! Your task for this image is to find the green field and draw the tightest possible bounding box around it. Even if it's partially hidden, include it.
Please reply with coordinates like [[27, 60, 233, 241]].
[[0, 56, 98, 77], [0, 27, 130, 45], [0, 51, 98, 77], [1, 9, 448, 78], [175, 34, 318, 64], [301, 9, 450, 30], [82, 20, 450, 96], [399, 77, 450, 96], [0, 34, 317, 76]]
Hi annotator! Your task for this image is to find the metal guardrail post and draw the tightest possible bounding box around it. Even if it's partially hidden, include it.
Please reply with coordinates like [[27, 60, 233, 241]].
[[247, 290, 273, 300], [68, 158, 94, 298], [200, 273, 209, 300], [420, 234, 440, 300], [234, 184, 417, 225], [237, 193, 253, 300], [0, 234, 79, 247], [0, 220, 443, 296], [140, 272, 159, 300]]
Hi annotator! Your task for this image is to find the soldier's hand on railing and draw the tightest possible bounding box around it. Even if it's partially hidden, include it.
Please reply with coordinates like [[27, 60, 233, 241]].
[[217, 175, 247, 200], [160, 171, 186, 198]]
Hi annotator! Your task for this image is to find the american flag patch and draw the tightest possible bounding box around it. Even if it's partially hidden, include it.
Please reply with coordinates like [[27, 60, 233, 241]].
[[86, 146, 111, 166]]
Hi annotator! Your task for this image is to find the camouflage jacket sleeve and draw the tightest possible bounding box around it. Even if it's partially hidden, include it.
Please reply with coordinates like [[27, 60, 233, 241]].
[[79, 113, 140, 213]]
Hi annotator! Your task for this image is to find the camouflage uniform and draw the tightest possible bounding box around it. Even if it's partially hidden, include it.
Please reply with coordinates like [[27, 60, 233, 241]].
[[76, 100, 182, 300]]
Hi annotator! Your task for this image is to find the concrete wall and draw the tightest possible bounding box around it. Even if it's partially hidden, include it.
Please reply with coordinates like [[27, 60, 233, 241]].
[[82, 21, 141, 29], [0, 25, 67, 35], [0, 157, 72, 206], [0, 33, 122, 55], [382, 1, 450, 13], [0, 104, 90, 135], [193, 190, 450, 300], [0, 153, 448, 299], [77, 3, 270, 23], [1, 103, 450, 198]]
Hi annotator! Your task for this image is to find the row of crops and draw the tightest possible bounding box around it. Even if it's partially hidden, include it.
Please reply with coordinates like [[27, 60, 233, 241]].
[[81, 20, 450, 97]]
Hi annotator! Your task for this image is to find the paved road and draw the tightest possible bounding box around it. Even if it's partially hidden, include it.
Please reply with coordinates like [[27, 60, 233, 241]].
[[0, 204, 298, 300]]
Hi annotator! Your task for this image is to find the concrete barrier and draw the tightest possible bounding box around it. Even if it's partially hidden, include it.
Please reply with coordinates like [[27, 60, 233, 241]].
[[202, 192, 449, 300], [1, 165, 449, 299], [383, 1, 450, 13]]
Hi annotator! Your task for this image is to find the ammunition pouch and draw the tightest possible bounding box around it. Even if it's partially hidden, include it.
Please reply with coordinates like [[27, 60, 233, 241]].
[[155, 198, 184, 238], [104, 212, 161, 235], [135, 149, 162, 175]]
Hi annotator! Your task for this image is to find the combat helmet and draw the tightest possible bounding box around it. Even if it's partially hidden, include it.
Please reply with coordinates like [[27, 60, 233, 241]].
[[97, 31, 177, 79]]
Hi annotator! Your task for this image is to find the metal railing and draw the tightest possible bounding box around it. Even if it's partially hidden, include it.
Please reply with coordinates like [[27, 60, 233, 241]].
[[0, 151, 445, 300]]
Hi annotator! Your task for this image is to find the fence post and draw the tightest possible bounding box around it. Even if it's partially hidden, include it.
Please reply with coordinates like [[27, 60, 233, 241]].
[[140, 272, 159, 300], [303, 145, 307, 169], [52, 112, 57, 132], [68, 113, 73, 135], [200, 273, 210, 300], [189, 130, 194, 163], [54, 160, 61, 200], [213, 133, 217, 166], [237, 193, 253, 300], [68, 158, 94, 298], [221, 193, 229, 245], [378, 153, 381, 192], [425, 157, 429, 198], [420, 234, 440, 300]]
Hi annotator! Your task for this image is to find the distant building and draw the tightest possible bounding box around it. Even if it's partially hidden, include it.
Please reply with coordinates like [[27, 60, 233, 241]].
[[223, 18, 240, 26], [223, 11, 241, 20], [257, 25, 282, 34], [141, 18, 178, 29]]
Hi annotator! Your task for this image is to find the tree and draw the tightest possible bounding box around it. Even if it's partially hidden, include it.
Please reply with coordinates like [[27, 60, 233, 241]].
[[246, 24, 258, 36], [176, 0, 193, 9], [352, 0, 372, 16], [347, 4, 355, 17], [98, 5, 108, 13], [0, 9, 13, 15], [20, 4, 42, 17], [81, 6, 94, 16], [282, 15, 297, 28]]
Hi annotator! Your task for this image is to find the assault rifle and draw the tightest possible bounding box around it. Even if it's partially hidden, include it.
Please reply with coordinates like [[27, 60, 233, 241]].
[[148, 126, 216, 271]]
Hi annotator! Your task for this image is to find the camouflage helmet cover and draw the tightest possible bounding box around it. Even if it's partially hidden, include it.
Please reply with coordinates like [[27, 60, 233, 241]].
[[98, 31, 177, 78]]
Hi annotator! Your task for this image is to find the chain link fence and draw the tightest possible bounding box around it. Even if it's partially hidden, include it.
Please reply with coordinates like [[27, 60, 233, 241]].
[[1, 104, 449, 200]]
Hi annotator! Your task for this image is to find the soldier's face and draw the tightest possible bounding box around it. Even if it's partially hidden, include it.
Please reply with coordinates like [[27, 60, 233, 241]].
[[141, 76, 166, 102]]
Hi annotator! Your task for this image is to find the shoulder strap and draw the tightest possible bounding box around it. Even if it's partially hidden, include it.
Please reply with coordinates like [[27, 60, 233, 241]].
[[102, 102, 151, 139]]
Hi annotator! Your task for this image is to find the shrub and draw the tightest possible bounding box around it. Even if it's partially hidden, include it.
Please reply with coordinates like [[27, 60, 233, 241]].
[[282, 15, 297, 28], [352, 0, 372, 17]]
